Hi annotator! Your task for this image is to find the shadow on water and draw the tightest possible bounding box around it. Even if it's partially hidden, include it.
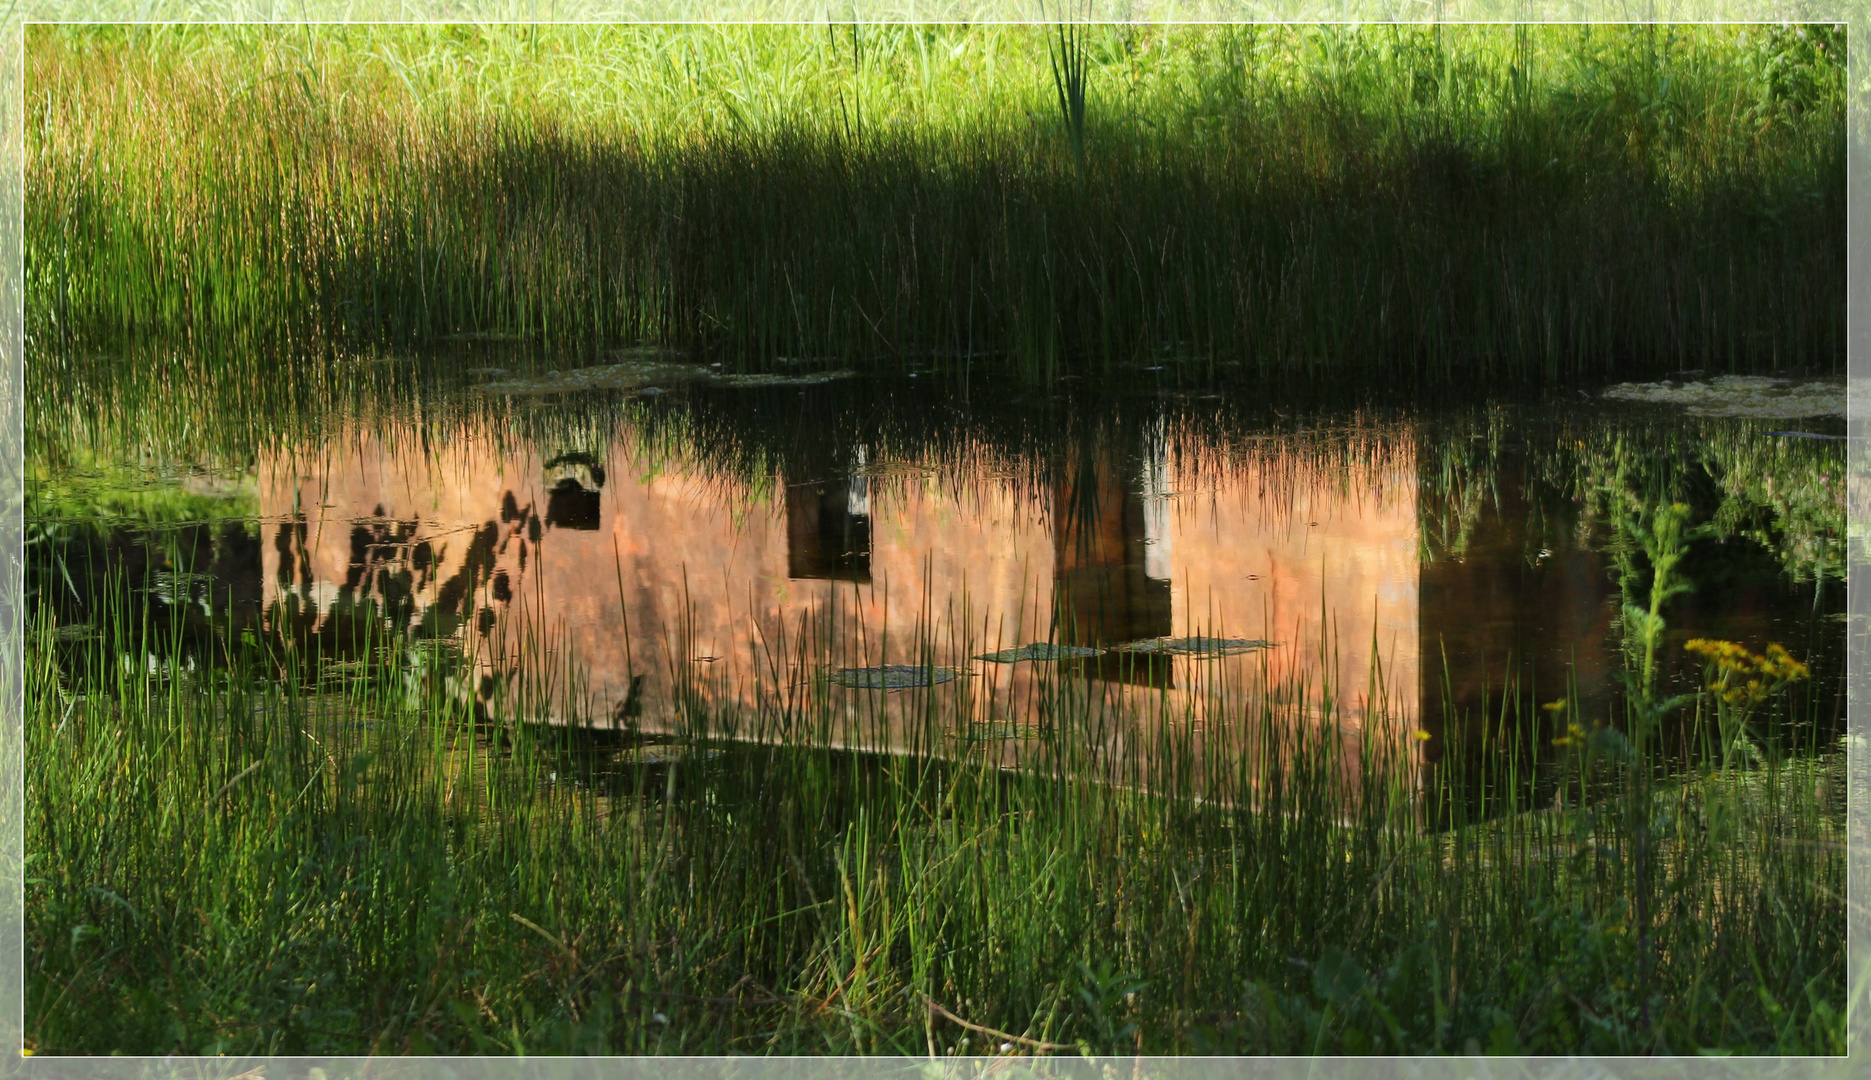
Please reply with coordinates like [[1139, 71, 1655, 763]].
[[1414, 425, 1844, 828]]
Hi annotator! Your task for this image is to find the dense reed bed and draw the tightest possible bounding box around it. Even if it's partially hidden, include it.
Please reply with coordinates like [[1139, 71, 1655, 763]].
[[28, 22, 1845, 383], [21, 557, 1845, 1055]]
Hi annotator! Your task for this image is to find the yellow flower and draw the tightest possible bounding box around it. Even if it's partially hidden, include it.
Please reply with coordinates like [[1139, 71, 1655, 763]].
[[1761, 643, 1810, 682], [1541, 699, 1569, 714], [1411, 729, 1432, 742], [1721, 677, 1771, 706], [1688, 638, 1811, 690], [1686, 638, 1748, 664]]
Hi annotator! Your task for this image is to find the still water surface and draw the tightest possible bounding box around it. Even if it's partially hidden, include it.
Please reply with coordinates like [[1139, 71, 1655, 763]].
[[35, 366, 1845, 801]]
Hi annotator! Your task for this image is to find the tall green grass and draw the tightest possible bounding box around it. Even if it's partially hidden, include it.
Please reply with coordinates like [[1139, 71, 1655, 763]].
[[28, 22, 1846, 383], [22, 495, 1847, 1056]]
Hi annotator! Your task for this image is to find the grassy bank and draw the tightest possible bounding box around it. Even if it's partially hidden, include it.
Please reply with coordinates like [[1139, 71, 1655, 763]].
[[22, 574, 1846, 1055], [28, 22, 1845, 383]]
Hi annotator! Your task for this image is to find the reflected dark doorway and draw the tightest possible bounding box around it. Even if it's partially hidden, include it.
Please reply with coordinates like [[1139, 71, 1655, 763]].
[[787, 472, 872, 583], [1053, 438, 1173, 687]]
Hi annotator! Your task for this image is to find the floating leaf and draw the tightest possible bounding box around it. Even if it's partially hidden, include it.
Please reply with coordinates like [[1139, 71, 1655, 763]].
[[974, 642, 1105, 663], [710, 370, 857, 389], [828, 664, 958, 689], [481, 361, 701, 396], [1601, 376, 1843, 419], [616, 747, 719, 766], [1109, 636, 1276, 657], [482, 359, 854, 396], [957, 722, 1032, 741]]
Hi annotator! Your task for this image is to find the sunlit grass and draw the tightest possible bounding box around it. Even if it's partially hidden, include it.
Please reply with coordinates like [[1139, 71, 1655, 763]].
[[28, 22, 1846, 382], [21, 475, 1847, 1055]]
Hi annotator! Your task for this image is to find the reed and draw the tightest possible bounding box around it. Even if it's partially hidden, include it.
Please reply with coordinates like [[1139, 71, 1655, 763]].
[[21, 503, 1846, 1055], [27, 22, 1846, 384]]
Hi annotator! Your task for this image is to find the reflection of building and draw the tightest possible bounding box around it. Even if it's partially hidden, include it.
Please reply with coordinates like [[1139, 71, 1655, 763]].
[[544, 454, 605, 531], [251, 420, 1421, 770], [546, 479, 602, 530], [1052, 433, 1173, 685], [786, 451, 871, 583]]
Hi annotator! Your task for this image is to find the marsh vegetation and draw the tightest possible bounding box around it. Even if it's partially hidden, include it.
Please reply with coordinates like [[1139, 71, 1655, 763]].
[[30, 22, 1844, 382], [21, 21, 1850, 1058]]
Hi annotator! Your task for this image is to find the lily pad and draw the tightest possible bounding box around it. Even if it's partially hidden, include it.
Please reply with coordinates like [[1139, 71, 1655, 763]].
[[1601, 376, 1844, 419], [974, 642, 1106, 663], [957, 722, 1033, 741], [1110, 636, 1277, 657], [482, 359, 857, 396], [481, 361, 702, 396], [616, 747, 720, 766], [711, 370, 858, 389], [828, 664, 958, 689]]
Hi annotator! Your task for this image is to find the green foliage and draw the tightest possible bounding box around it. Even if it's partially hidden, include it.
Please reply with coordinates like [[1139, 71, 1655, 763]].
[[28, 22, 1845, 382], [19, 27, 1853, 1041], [22, 507, 1846, 1054]]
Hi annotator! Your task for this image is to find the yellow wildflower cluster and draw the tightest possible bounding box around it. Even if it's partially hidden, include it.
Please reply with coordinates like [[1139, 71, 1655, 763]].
[[1684, 638, 1809, 706], [1759, 643, 1811, 682], [1551, 721, 1588, 748]]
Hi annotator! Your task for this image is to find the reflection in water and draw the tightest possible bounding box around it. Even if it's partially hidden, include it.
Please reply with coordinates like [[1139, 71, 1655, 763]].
[[1412, 435, 1842, 822], [544, 453, 606, 531], [546, 479, 602, 531], [787, 449, 872, 583], [236, 412, 1419, 782], [1419, 455, 1617, 744], [39, 391, 1842, 819], [1053, 432, 1174, 686]]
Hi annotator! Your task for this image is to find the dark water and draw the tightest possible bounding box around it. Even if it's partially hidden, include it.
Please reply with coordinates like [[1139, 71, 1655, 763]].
[[31, 364, 1846, 813]]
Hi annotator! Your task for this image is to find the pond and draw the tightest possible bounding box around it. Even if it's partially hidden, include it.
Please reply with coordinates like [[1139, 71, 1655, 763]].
[[22, 18, 1853, 1056], [30, 356, 1846, 819]]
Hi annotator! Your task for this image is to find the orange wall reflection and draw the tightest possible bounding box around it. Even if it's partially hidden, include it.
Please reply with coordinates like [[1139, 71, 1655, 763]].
[[257, 421, 1420, 762]]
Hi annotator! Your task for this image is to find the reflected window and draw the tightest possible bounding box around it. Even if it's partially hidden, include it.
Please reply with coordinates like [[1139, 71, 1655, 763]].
[[787, 452, 872, 583], [546, 478, 602, 531]]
